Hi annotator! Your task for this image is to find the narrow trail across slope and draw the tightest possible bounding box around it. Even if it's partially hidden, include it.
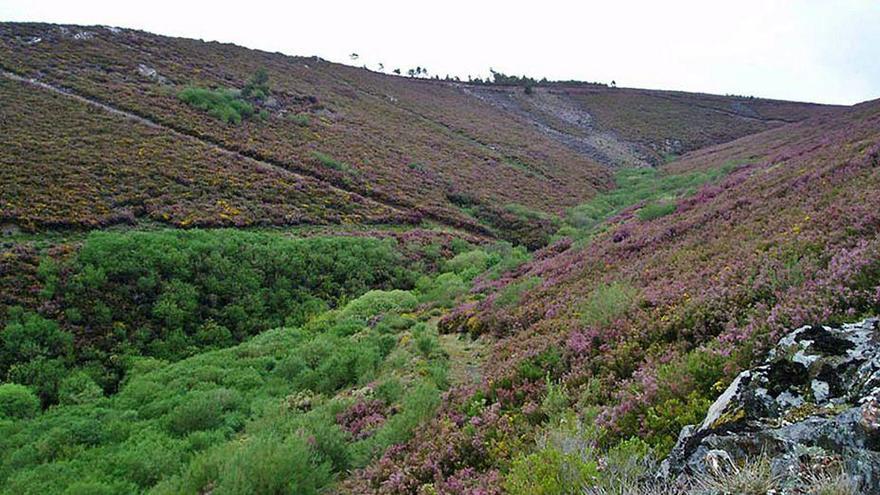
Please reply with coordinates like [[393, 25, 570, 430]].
[[0, 69, 496, 239], [440, 333, 488, 387]]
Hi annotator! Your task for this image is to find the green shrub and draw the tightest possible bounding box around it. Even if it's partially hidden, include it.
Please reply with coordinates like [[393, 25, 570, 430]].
[[562, 164, 740, 238], [444, 249, 490, 280], [112, 429, 186, 487], [178, 87, 254, 124], [350, 383, 441, 467], [579, 282, 638, 326], [211, 433, 332, 495], [336, 289, 419, 324], [417, 273, 468, 309], [311, 151, 355, 174], [241, 68, 269, 100], [167, 391, 231, 436], [495, 276, 542, 308], [1, 309, 72, 376], [644, 392, 713, 454], [505, 446, 598, 495], [638, 201, 677, 221], [485, 242, 532, 280], [7, 356, 69, 405], [48, 230, 411, 369], [0, 383, 40, 419], [290, 113, 310, 126], [58, 371, 103, 405], [518, 348, 563, 382]]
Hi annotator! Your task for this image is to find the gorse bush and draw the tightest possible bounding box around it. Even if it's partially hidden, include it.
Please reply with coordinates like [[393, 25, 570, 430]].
[[178, 87, 254, 124]]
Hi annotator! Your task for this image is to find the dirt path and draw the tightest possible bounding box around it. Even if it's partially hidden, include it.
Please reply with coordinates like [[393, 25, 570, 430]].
[[440, 333, 489, 386]]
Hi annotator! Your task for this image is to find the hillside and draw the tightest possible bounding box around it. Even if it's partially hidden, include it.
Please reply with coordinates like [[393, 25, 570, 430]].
[[345, 96, 880, 492], [0, 20, 876, 495], [0, 22, 834, 245]]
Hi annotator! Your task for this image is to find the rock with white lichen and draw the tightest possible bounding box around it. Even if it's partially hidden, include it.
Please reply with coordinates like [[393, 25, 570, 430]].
[[660, 317, 880, 490]]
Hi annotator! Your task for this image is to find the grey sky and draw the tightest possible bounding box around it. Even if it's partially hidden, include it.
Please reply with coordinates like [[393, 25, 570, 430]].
[[2, 0, 878, 105]]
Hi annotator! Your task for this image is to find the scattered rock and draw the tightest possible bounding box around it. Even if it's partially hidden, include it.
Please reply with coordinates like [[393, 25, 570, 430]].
[[136, 64, 169, 84], [661, 317, 880, 490], [72, 30, 95, 41]]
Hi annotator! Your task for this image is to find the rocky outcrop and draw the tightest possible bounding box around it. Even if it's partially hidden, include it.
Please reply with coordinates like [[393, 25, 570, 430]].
[[661, 317, 880, 490]]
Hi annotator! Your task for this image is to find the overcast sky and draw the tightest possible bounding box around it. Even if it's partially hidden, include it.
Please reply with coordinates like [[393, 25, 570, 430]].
[[2, 0, 878, 105]]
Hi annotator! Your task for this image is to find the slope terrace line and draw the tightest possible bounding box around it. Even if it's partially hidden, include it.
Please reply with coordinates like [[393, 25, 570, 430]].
[[0, 68, 496, 239]]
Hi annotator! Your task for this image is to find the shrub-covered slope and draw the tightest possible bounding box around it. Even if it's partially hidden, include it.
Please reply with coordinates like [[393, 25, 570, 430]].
[[0, 22, 610, 235], [0, 22, 834, 241], [344, 98, 880, 492], [0, 78, 408, 230]]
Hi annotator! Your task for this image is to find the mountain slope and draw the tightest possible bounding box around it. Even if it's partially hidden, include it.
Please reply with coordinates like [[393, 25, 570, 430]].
[[0, 22, 835, 241], [345, 97, 880, 491]]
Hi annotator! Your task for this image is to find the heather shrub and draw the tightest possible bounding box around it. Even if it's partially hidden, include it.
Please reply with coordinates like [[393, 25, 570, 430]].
[[0, 383, 40, 419]]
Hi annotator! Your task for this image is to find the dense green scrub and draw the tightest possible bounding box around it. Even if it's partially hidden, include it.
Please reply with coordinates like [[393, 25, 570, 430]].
[[0, 290, 442, 494], [0, 229, 523, 493], [9, 230, 414, 403], [557, 162, 743, 240]]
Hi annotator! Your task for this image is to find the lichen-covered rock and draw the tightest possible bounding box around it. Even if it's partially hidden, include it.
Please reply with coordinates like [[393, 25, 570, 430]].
[[661, 317, 880, 490]]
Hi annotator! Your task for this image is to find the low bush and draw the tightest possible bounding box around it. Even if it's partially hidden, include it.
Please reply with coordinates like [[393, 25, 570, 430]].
[[579, 281, 639, 326], [638, 201, 677, 221], [495, 276, 542, 308], [178, 87, 254, 124]]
